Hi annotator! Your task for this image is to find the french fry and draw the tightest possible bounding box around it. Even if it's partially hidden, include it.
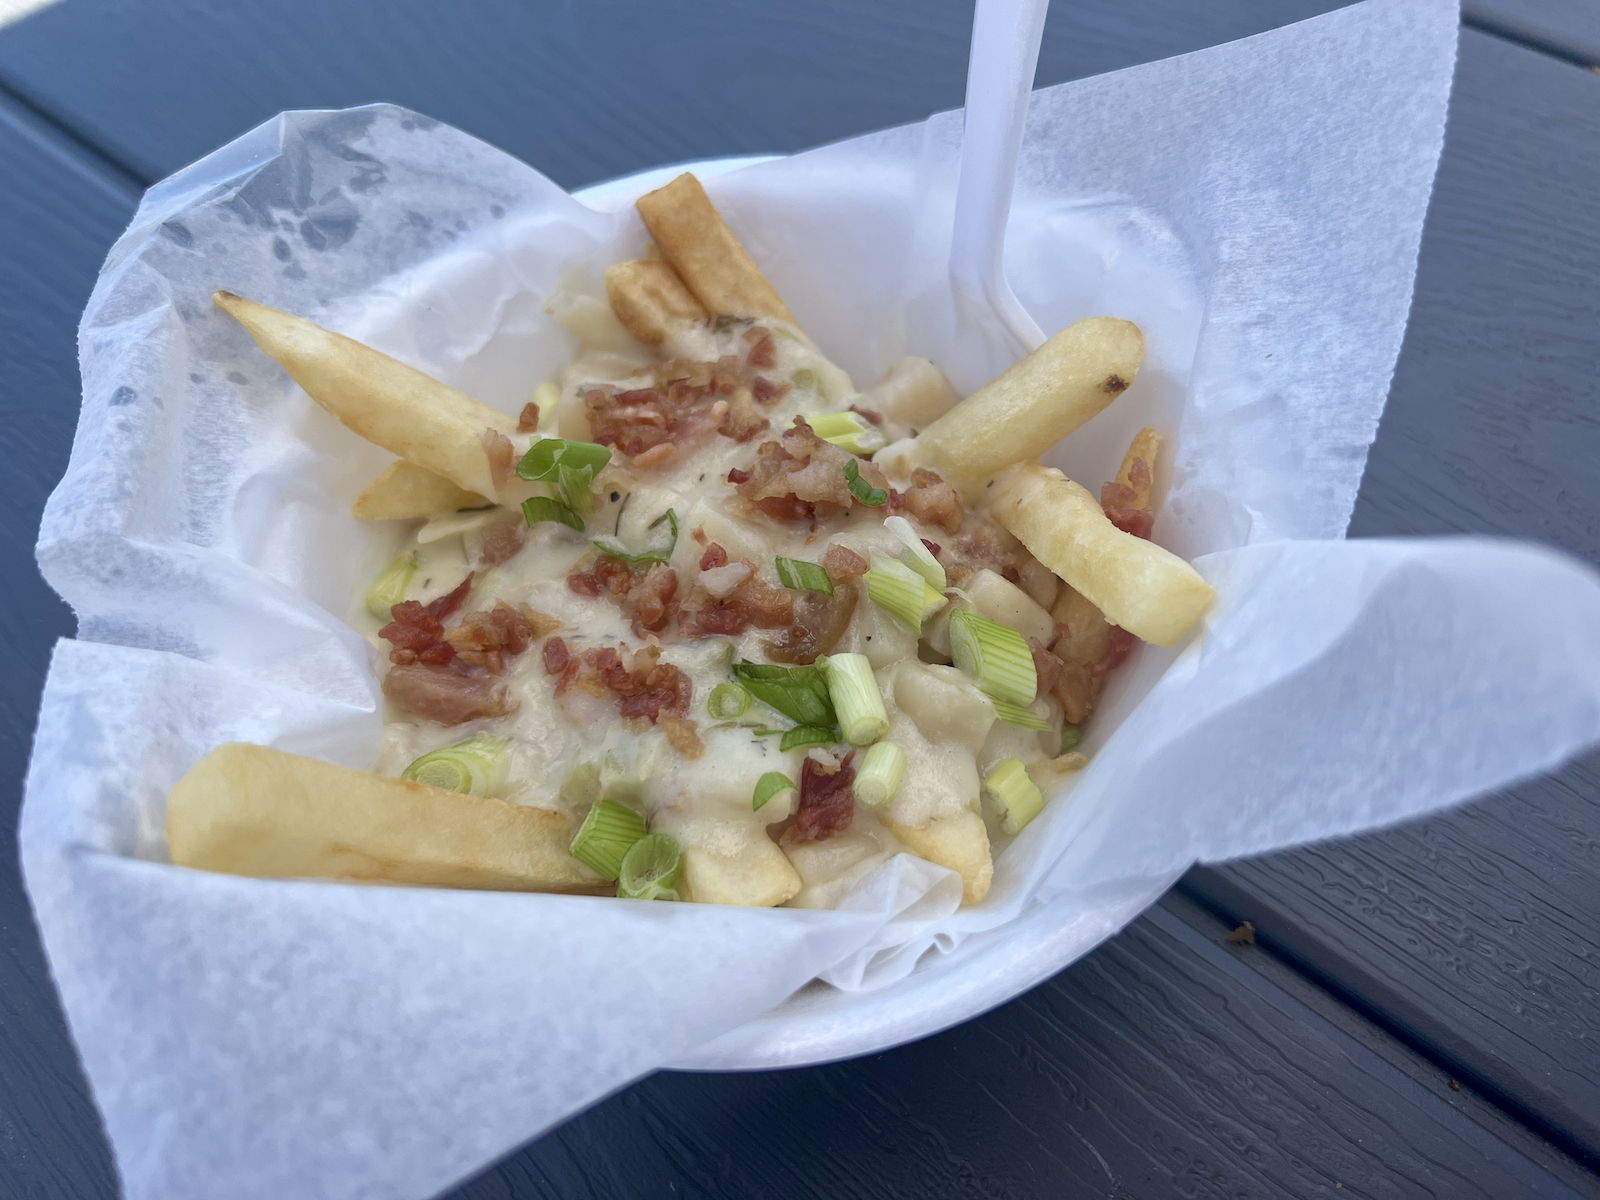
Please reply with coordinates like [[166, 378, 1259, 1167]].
[[352, 460, 489, 520], [604, 258, 709, 347], [1116, 427, 1162, 507], [168, 743, 603, 893], [988, 462, 1214, 646], [634, 173, 797, 326], [1049, 584, 1111, 724], [680, 838, 802, 907], [881, 810, 993, 905], [213, 291, 516, 498], [911, 317, 1144, 495]]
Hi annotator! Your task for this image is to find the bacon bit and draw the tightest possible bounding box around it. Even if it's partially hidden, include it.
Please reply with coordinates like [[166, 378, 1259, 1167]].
[[631, 564, 679, 635], [691, 526, 709, 545], [566, 557, 680, 635], [699, 543, 729, 571], [633, 443, 678, 468], [444, 601, 535, 675], [849, 404, 884, 426], [378, 576, 475, 666], [680, 567, 794, 639], [742, 326, 777, 368], [1091, 626, 1136, 677], [566, 572, 601, 597], [383, 663, 512, 725], [517, 402, 541, 434], [952, 526, 1017, 582], [1101, 459, 1155, 539], [583, 356, 765, 463], [718, 386, 770, 442], [543, 636, 571, 674], [429, 576, 474, 620], [481, 430, 515, 492], [730, 419, 886, 525], [474, 512, 526, 569], [727, 467, 753, 485], [660, 714, 706, 760], [1027, 636, 1067, 699], [764, 585, 858, 665], [891, 467, 963, 535], [921, 539, 942, 558], [557, 644, 692, 727], [751, 376, 791, 405], [821, 543, 869, 581], [792, 751, 857, 842]]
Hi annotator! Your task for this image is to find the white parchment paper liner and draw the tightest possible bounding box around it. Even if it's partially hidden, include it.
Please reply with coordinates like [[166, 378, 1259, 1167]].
[[22, 1, 1600, 1197]]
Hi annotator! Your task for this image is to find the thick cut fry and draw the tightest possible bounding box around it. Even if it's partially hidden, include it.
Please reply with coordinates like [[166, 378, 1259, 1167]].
[[1116, 427, 1163, 507], [881, 810, 993, 904], [989, 462, 1214, 646], [912, 317, 1144, 495], [634, 173, 797, 325], [681, 839, 802, 907], [604, 258, 709, 346], [213, 291, 515, 497], [352, 460, 489, 520], [168, 743, 603, 892]]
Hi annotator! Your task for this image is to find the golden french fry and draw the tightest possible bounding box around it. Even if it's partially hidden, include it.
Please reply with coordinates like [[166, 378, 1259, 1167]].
[[168, 743, 603, 893], [681, 839, 802, 907], [635, 173, 797, 325], [213, 291, 515, 498], [604, 258, 709, 346], [881, 810, 993, 904], [1116, 427, 1162, 508], [352, 460, 490, 520], [912, 317, 1144, 495], [989, 462, 1214, 647]]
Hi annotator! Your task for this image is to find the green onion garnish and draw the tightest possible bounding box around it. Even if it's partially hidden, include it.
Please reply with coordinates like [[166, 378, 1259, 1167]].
[[558, 462, 596, 514], [984, 758, 1045, 835], [400, 733, 510, 796], [843, 459, 887, 507], [364, 552, 417, 621], [822, 653, 889, 746], [594, 507, 680, 564], [753, 771, 797, 811], [732, 661, 837, 727], [853, 741, 906, 808], [883, 515, 946, 590], [775, 556, 834, 595], [1060, 723, 1081, 753], [568, 798, 647, 880], [780, 725, 839, 752], [523, 495, 585, 532], [617, 833, 683, 900], [949, 609, 1037, 707], [865, 553, 947, 632], [803, 411, 887, 456], [991, 699, 1054, 731], [708, 682, 753, 720], [516, 437, 612, 482]]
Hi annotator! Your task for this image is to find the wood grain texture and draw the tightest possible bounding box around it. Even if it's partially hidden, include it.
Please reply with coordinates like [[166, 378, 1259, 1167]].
[[1184, 29, 1600, 1169], [0, 0, 1355, 189], [446, 896, 1593, 1200], [0, 96, 134, 1200]]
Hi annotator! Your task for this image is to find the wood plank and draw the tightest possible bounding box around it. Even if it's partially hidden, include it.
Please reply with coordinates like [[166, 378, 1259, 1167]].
[[1465, 0, 1600, 66], [0, 0, 1354, 189], [1182, 28, 1600, 1169], [0, 95, 136, 1200], [445, 895, 1595, 1199]]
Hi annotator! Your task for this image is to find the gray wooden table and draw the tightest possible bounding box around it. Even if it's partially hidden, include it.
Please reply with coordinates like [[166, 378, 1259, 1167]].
[[0, 1, 1595, 1196]]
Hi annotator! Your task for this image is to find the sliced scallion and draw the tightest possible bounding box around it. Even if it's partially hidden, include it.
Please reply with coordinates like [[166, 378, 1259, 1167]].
[[400, 733, 509, 796], [852, 741, 906, 808], [617, 833, 682, 900], [732, 661, 836, 727], [949, 609, 1036, 707], [708, 682, 753, 720], [594, 507, 679, 564], [843, 459, 887, 507], [775, 556, 834, 595], [883, 515, 946, 590], [865, 553, 947, 632], [991, 699, 1053, 731], [523, 495, 585, 532], [753, 771, 797, 812], [1060, 723, 1081, 753], [984, 758, 1045, 835], [822, 653, 888, 746], [568, 798, 647, 880], [365, 552, 417, 621], [780, 725, 839, 752], [516, 437, 612, 482], [804, 411, 887, 456], [557, 462, 595, 514]]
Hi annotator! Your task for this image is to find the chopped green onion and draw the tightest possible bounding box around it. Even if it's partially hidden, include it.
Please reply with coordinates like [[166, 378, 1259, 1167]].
[[984, 758, 1045, 835], [843, 459, 887, 507], [617, 833, 682, 900], [400, 733, 509, 796], [732, 661, 836, 727], [991, 699, 1053, 731], [557, 463, 595, 513], [775, 556, 834, 595], [804, 411, 887, 456], [568, 798, 647, 880], [853, 741, 906, 808], [780, 725, 839, 752], [516, 437, 612, 482], [708, 682, 752, 720], [753, 771, 797, 811], [822, 653, 888, 745], [522, 495, 585, 532], [792, 366, 829, 401], [949, 609, 1037, 707], [364, 552, 417, 621], [883, 515, 946, 590], [865, 553, 947, 632], [1060, 724, 1081, 753], [594, 507, 679, 564]]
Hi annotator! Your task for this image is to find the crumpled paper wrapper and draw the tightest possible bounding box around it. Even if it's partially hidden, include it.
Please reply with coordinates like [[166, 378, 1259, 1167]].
[[21, 0, 1600, 1196]]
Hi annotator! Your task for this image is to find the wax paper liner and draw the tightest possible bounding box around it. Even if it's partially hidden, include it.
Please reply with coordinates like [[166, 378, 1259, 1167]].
[[22, 1, 1600, 1197]]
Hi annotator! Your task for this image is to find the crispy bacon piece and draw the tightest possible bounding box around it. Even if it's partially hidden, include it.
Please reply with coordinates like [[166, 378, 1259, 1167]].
[[718, 386, 769, 442], [481, 430, 515, 492], [474, 511, 526, 570], [730, 419, 886, 525], [764, 585, 858, 665], [888, 467, 964, 535], [567, 557, 680, 637], [945, 526, 1018, 588], [751, 375, 790, 405], [1091, 626, 1135, 677], [1101, 458, 1155, 539], [555, 644, 693, 729], [378, 576, 474, 665], [660, 714, 706, 760], [382, 663, 511, 725], [742, 326, 777, 369], [821, 543, 869, 581], [679, 560, 794, 639], [517, 402, 541, 434], [1027, 636, 1067, 700], [581, 355, 762, 464], [699, 543, 729, 570], [792, 752, 857, 843], [543, 635, 571, 674], [444, 601, 536, 675]]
